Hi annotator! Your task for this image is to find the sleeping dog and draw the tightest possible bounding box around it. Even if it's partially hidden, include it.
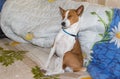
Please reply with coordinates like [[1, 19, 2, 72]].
[[45, 5, 86, 75]]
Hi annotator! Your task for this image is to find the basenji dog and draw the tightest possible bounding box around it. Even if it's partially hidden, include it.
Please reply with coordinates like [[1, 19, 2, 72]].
[[45, 5, 86, 75]]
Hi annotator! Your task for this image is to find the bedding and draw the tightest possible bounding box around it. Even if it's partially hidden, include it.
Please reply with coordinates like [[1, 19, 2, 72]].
[[1, 0, 120, 78], [88, 8, 120, 79], [0, 0, 108, 64], [0, 0, 89, 47], [0, 38, 90, 79], [44, 3, 118, 76]]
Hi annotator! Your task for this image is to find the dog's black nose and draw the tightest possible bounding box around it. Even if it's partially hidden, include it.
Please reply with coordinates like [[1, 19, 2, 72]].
[[61, 22, 65, 26]]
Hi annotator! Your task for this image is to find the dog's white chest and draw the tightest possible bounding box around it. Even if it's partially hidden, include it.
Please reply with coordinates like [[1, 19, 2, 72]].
[[55, 32, 75, 57]]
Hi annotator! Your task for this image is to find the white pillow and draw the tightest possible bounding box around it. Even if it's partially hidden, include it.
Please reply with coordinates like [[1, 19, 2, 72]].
[[1, 0, 112, 61], [1, 0, 114, 70], [0, 0, 89, 47]]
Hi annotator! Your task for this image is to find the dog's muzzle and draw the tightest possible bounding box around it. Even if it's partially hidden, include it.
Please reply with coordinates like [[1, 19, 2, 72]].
[[61, 22, 65, 27], [61, 22, 67, 29]]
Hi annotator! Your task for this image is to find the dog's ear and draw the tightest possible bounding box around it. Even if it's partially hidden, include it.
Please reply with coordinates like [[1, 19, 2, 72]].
[[76, 5, 84, 16], [59, 7, 65, 15]]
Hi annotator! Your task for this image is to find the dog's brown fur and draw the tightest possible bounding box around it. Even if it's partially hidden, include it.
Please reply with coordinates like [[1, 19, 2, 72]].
[[63, 38, 85, 72]]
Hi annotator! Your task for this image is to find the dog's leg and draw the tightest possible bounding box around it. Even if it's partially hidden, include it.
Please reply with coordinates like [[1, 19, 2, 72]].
[[45, 45, 56, 69], [46, 57, 64, 75], [54, 57, 64, 72]]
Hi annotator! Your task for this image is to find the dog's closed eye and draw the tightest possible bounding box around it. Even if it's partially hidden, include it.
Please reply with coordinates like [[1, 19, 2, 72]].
[[68, 15, 72, 18]]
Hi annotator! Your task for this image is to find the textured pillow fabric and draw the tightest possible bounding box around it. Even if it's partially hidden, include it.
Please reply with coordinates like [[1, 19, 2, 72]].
[[1, 0, 120, 78], [1, 0, 89, 47], [1, 0, 111, 66], [1, 0, 112, 60]]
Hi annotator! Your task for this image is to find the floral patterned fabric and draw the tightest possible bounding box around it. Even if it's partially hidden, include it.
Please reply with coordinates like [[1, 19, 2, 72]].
[[88, 8, 120, 79]]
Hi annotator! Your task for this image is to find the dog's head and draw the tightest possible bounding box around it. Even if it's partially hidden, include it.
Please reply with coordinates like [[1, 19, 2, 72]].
[[59, 5, 84, 29]]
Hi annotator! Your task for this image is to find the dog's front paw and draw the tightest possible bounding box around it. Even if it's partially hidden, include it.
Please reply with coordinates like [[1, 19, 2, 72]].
[[45, 61, 50, 69], [45, 71, 54, 76], [45, 72, 51, 76]]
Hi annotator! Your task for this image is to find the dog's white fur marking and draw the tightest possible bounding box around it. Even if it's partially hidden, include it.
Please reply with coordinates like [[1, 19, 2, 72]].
[[45, 8, 81, 75], [62, 11, 70, 27]]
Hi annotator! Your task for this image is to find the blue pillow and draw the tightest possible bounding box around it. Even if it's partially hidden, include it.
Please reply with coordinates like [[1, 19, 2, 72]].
[[0, 0, 6, 12], [87, 8, 120, 79]]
